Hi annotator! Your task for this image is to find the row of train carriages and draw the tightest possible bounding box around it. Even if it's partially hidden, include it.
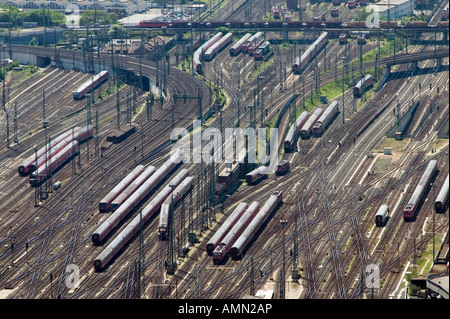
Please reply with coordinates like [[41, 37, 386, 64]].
[[194, 31, 272, 74], [73, 70, 108, 100], [284, 100, 339, 152], [17, 125, 94, 187], [207, 191, 283, 264], [374, 161, 448, 227], [138, 17, 448, 31], [18, 70, 108, 186], [93, 151, 197, 271]]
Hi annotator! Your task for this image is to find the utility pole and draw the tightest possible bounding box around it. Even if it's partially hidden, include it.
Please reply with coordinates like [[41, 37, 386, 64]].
[[249, 256, 255, 296], [5, 107, 9, 148], [341, 56, 346, 124], [13, 100, 18, 143], [86, 94, 92, 163], [168, 184, 176, 275], [42, 89, 49, 196], [116, 79, 120, 129], [173, 92, 203, 124], [95, 108, 99, 156], [280, 219, 288, 299]]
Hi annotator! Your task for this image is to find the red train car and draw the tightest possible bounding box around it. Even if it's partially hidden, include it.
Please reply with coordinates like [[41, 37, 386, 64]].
[[98, 165, 147, 213], [353, 74, 373, 97], [17, 127, 82, 176], [348, 0, 358, 8], [276, 160, 290, 175], [73, 71, 108, 100], [213, 202, 260, 264], [272, 6, 281, 19], [406, 21, 429, 28], [248, 39, 264, 56], [29, 141, 79, 187], [206, 203, 248, 254]]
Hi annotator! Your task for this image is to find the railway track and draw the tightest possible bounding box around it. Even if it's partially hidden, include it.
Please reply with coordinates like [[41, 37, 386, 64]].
[[0, 3, 447, 299]]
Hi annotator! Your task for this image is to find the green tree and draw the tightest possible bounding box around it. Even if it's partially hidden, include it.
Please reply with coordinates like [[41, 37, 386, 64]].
[[29, 37, 38, 46], [108, 24, 127, 39], [80, 10, 118, 26]]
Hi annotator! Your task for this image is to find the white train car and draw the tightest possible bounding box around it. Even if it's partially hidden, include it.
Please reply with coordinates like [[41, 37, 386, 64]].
[[293, 32, 328, 74], [403, 160, 437, 221], [193, 32, 223, 74], [204, 32, 233, 61], [230, 191, 282, 259], [299, 107, 324, 139], [98, 165, 147, 212], [312, 101, 339, 136], [93, 168, 189, 271], [375, 204, 389, 227], [158, 176, 194, 240], [91, 152, 183, 244], [435, 175, 449, 213], [230, 33, 252, 56], [206, 203, 248, 254]]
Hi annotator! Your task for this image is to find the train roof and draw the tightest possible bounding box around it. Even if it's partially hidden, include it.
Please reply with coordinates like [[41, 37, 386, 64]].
[[205, 32, 233, 56], [74, 70, 108, 94], [230, 33, 252, 49], [317, 101, 338, 123]]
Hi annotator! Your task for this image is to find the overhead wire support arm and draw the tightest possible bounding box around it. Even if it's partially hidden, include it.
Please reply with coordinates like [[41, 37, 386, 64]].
[[173, 92, 203, 124]]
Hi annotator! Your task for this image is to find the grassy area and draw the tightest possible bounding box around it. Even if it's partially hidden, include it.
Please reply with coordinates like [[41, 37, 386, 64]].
[[432, 138, 449, 152], [373, 137, 411, 153], [371, 156, 394, 175], [245, 53, 275, 84], [362, 36, 408, 64], [416, 233, 444, 274]]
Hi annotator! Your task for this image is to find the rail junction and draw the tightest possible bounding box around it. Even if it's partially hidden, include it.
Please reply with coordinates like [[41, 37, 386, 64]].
[[0, 0, 448, 301]]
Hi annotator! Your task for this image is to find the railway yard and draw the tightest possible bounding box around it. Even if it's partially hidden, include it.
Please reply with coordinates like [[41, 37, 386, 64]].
[[0, 0, 448, 301]]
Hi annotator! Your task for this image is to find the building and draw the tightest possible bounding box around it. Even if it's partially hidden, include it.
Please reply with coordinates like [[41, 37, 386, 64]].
[[0, 0, 148, 15], [371, 0, 414, 20], [103, 38, 142, 55]]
